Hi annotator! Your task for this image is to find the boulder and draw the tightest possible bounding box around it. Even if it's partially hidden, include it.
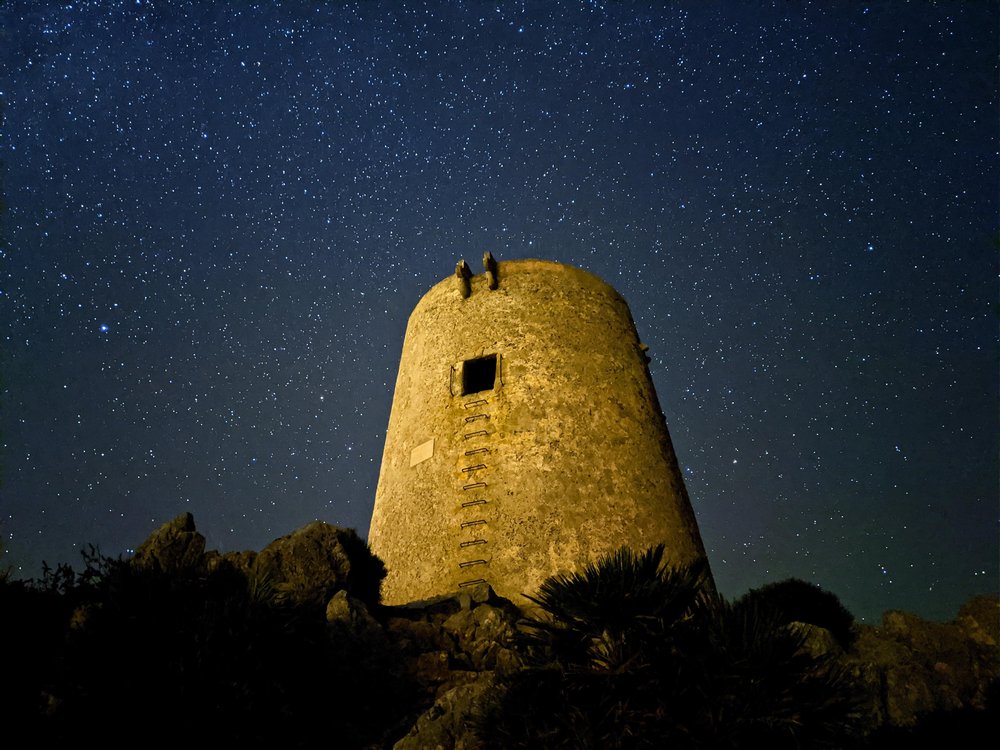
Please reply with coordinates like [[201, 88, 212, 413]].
[[386, 586, 521, 677], [392, 676, 494, 750], [130, 517, 386, 609], [130, 513, 205, 572], [326, 589, 379, 629], [212, 549, 258, 577], [252, 521, 386, 608], [788, 621, 843, 660], [443, 600, 520, 673]]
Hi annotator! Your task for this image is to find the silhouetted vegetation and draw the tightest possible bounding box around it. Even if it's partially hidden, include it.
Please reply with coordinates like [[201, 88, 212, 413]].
[[0, 547, 415, 747], [736, 576, 857, 649], [478, 545, 865, 749], [3, 540, 993, 748]]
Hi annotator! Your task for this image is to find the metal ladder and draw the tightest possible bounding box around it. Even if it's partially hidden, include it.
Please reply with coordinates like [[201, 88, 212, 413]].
[[457, 396, 492, 588]]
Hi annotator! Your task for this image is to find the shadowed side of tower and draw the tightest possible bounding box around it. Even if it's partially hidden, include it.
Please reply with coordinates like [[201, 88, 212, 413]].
[[368, 258, 712, 606]]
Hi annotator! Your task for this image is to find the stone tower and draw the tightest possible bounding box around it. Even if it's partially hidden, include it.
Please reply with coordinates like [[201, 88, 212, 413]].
[[368, 256, 712, 605]]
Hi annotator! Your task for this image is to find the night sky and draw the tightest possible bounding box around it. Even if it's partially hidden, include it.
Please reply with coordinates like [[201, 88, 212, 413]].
[[1, 1, 996, 623]]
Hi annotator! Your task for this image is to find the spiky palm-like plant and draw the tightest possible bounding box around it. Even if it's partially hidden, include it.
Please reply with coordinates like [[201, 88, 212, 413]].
[[480, 545, 864, 750], [479, 545, 711, 749], [520, 544, 711, 674]]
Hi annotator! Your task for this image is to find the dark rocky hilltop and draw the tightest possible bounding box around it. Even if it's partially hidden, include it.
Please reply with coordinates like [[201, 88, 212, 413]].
[[3, 514, 996, 748]]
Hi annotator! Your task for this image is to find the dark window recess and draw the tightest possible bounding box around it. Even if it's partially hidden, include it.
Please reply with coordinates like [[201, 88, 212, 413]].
[[462, 355, 497, 395]]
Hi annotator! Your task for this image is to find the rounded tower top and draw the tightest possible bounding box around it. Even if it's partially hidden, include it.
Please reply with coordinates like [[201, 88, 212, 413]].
[[411, 257, 626, 318]]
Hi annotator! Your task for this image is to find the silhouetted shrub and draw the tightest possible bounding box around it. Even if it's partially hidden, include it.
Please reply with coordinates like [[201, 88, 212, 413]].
[[335, 527, 389, 607], [736, 577, 857, 649], [3, 546, 413, 748], [0, 573, 74, 729]]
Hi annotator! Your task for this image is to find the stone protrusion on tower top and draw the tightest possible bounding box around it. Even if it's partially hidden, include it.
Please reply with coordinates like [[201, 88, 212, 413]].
[[483, 251, 499, 289], [454, 259, 472, 298], [368, 257, 713, 606]]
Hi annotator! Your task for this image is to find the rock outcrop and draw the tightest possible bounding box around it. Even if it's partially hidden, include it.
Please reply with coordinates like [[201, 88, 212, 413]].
[[125, 515, 997, 748], [376, 583, 522, 749], [392, 677, 495, 750], [385, 584, 521, 686], [846, 594, 999, 728], [250, 521, 386, 608], [131, 511, 206, 571], [132, 514, 386, 608], [125, 515, 521, 747]]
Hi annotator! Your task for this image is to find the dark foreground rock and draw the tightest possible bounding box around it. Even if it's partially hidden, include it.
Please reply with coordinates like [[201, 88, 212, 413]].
[[6, 515, 994, 749], [846, 594, 999, 729], [249, 521, 386, 608], [127, 514, 521, 748], [380, 584, 523, 749], [125, 516, 1000, 748], [132, 513, 386, 608]]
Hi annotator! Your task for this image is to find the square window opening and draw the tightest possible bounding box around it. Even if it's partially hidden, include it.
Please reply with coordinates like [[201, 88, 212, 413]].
[[463, 355, 497, 395]]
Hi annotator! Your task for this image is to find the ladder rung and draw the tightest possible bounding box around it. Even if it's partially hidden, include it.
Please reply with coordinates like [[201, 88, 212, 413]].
[[462, 464, 487, 473], [461, 499, 488, 508], [464, 447, 490, 456], [461, 519, 487, 528], [458, 578, 487, 588], [465, 414, 489, 423], [463, 481, 487, 490], [464, 399, 488, 408], [463, 430, 489, 439], [460, 539, 487, 548], [459, 559, 488, 569]]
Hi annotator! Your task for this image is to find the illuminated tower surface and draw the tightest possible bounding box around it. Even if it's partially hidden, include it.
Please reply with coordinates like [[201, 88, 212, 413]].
[[368, 257, 712, 606]]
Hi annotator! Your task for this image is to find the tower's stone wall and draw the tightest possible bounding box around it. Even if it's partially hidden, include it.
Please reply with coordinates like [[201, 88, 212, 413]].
[[368, 258, 711, 605]]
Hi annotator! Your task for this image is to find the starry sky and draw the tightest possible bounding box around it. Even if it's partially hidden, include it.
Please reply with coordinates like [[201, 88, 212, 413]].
[[1, 0, 996, 622]]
